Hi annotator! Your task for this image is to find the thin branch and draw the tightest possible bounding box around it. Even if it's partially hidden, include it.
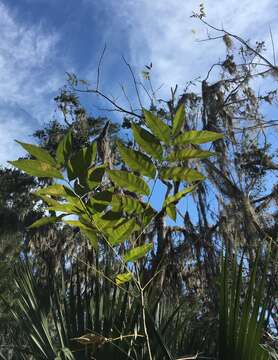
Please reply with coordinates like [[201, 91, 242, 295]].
[[96, 43, 107, 91]]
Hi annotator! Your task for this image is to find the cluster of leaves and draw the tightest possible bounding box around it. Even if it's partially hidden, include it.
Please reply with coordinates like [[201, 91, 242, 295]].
[[9, 107, 223, 286]]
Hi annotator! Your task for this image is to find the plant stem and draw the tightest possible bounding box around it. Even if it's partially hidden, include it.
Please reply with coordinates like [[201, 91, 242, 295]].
[[140, 288, 153, 360]]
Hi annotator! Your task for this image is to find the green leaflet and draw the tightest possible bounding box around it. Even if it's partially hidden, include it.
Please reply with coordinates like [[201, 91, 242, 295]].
[[164, 186, 196, 207], [111, 194, 145, 214], [92, 212, 125, 232], [9, 160, 64, 179], [141, 206, 157, 227], [56, 129, 72, 166], [131, 123, 163, 160], [124, 243, 153, 263], [115, 272, 132, 285], [35, 194, 59, 207], [143, 109, 171, 144], [166, 205, 176, 221], [64, 220, 94, 230], [80, 229, 98, 250], [35, 184, 71, 198], [48, 202, 83, 214], [117, 141, 156, 178], [91, 190, 113, 205], [172, 104, 185, 136], [67, 142, 97, 181], [167, 149, 216, 161], [108, 218, 139, 245], [174, 130, 224, 145], [88, 165, 106, 186], [160, 167, 205, 182], [88, 190, 112, 213], [107, 170, 150, 196], [16, 141, 56, 166], [28, 216, 61, 229]]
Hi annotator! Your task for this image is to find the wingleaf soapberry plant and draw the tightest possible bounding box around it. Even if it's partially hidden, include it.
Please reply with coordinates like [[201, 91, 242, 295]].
[[9, 106, 223, 359]]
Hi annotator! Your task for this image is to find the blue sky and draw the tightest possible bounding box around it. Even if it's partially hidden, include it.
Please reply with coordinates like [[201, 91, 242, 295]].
[[0, 0, 277, 164]]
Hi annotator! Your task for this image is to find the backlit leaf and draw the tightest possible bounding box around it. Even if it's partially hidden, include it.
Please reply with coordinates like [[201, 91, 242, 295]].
[[164, 186, 196, 207], [172, 104, 185, 136], [143, 109, 171, 144], [117, 141, 156, 178], [35, 184, 70, 198], [115, 272, 132, 285], [167, 149, 216, 161], [9, 160, 63, 179], [56, 129, 72, 166], [124, 243, 153, 262], [108, 218, 139, 245], [174, 130, 224, 145], [111, 194, 145, 214], [108, 170, 150, 196], [80, 229, 98, 250], [16, 141, 56, 166], [63, 220, 95, 231], [131, 124, 163, 160], [166, 205, 176, 221], [160, 167, 205, 182], [28, 216, 61, 229]]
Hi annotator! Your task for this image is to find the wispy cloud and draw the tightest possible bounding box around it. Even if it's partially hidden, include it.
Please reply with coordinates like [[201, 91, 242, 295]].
[[0, 2, 69, 164], [109, 0, 278, 93]]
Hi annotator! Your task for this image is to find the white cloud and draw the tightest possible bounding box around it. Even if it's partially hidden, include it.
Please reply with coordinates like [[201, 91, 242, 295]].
[[0, 2, 69, 165], [109, 0, 278, 94]]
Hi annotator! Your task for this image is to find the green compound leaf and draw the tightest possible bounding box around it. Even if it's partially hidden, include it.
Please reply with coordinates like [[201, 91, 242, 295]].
[[143, 109, 171, 144], [117, 141, 156, 178], [107, 170, 150, 196], [160, 167, 205, 182], [164, 186, 196, 207], [167, 149, 216, 161], [9, 160, 64, 179], [131, 123, 163, 160], [16, 141, 57, 166], [124, 243, 153, 263], [28, 216, 61, 229], [172, 104, 185, 137], [174, 130, 224, 145], [115, 272, 133, 285]]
